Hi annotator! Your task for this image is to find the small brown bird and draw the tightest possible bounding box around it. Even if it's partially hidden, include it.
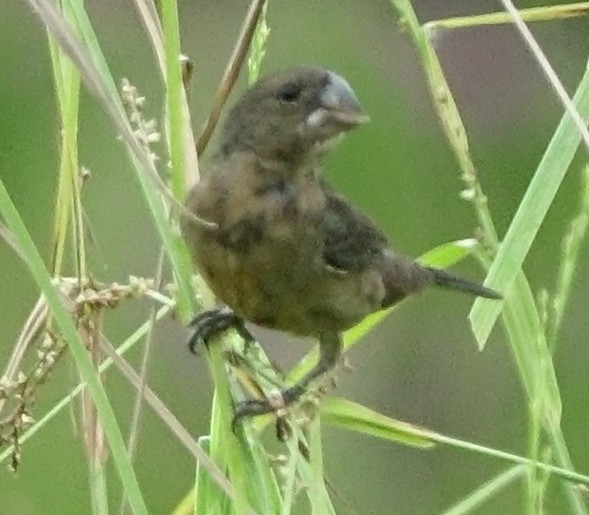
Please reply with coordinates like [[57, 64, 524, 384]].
[[181, 67, 501, 422]]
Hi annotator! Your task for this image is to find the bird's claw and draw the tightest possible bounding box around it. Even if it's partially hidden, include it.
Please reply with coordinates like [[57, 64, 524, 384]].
[[187, 307, 252, 353], [187, 309, 308, 437], [230, 385, 306, 433]]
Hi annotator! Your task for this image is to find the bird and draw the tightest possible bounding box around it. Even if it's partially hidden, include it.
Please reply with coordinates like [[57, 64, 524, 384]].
[[180, 66, 502, 423]]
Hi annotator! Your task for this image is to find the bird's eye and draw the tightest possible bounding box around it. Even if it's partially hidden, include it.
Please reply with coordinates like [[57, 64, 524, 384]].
[[277, 83, 302, 104]]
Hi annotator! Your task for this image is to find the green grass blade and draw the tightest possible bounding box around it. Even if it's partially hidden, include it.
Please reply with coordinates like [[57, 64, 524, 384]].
[[417, 238, 481, 268], [549, 165, 589, 347], [159, 0, 200, 321], [441, 466, 525, 515], [239, 428, 283, 513], [47, 28, 81, 277], [324, 394, 589, 488], [424, 3, 589, 32], [205, 340, 256, 515], [388, 0, 500, 252], [0, 180, 147, 512], [429, 429, 589, 487], [161, 0, 186, 201], [247, 0, 270, 84], [194, 436, 212, 515], [470, 59, 589, 347], [321, 397, 434, 448]]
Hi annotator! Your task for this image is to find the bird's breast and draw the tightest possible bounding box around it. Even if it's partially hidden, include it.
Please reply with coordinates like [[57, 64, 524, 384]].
[[185, 172, 329, 329]]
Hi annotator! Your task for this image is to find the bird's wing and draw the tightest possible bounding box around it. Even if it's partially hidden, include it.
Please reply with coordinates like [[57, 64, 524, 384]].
[[320, 182, 389, 273]]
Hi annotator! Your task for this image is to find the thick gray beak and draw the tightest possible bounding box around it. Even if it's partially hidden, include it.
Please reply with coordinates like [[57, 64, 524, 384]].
[[306, 71, 369, 137], [320, 71, 369, 127]]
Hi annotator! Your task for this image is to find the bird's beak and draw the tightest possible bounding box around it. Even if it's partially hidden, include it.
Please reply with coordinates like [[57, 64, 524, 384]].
[[321, 72, 369, 127], [305, 72, 369, 138]]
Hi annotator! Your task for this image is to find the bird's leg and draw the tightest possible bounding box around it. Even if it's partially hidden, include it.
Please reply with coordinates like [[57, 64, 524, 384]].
[[232, 332, 343, 426], [187, 306, 253, 353]]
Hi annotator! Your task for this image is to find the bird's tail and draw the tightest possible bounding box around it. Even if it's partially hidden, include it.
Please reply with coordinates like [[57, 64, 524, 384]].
[[425, 266, 502, 300]]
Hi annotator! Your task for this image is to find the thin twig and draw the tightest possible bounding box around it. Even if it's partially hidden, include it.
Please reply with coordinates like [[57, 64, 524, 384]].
[[500, 0, 589, 152], [117, 248, 165, 515], [0, 221, 25, 260], [196, 0, 267, 155], [132, 0, 164, 69], [98, 338, 253, 511], [0, 297, 48, 411]]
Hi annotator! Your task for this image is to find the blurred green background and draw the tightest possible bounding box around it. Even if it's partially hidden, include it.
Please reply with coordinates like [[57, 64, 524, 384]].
[[1, 1, 589, 513]]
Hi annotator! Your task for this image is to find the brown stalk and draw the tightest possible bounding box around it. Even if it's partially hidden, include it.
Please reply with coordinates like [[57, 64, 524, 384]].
[[196, 0, 267, 155], [80, 311, 107, 467]]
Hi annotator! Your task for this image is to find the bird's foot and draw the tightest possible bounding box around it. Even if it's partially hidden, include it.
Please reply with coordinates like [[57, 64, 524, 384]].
[[187, 307, 253, 353], [231, 384, 306, 432]]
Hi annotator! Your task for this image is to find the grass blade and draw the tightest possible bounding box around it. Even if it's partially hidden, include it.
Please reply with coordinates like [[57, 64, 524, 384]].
[[0, 179, 147, 513], [441, 466, 525, 515], [470, 59, 589, 347], [321, 397, 434, 448]]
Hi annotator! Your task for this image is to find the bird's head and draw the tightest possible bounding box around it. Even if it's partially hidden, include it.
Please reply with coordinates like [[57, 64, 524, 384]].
[[218, 67, 368, 164]]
